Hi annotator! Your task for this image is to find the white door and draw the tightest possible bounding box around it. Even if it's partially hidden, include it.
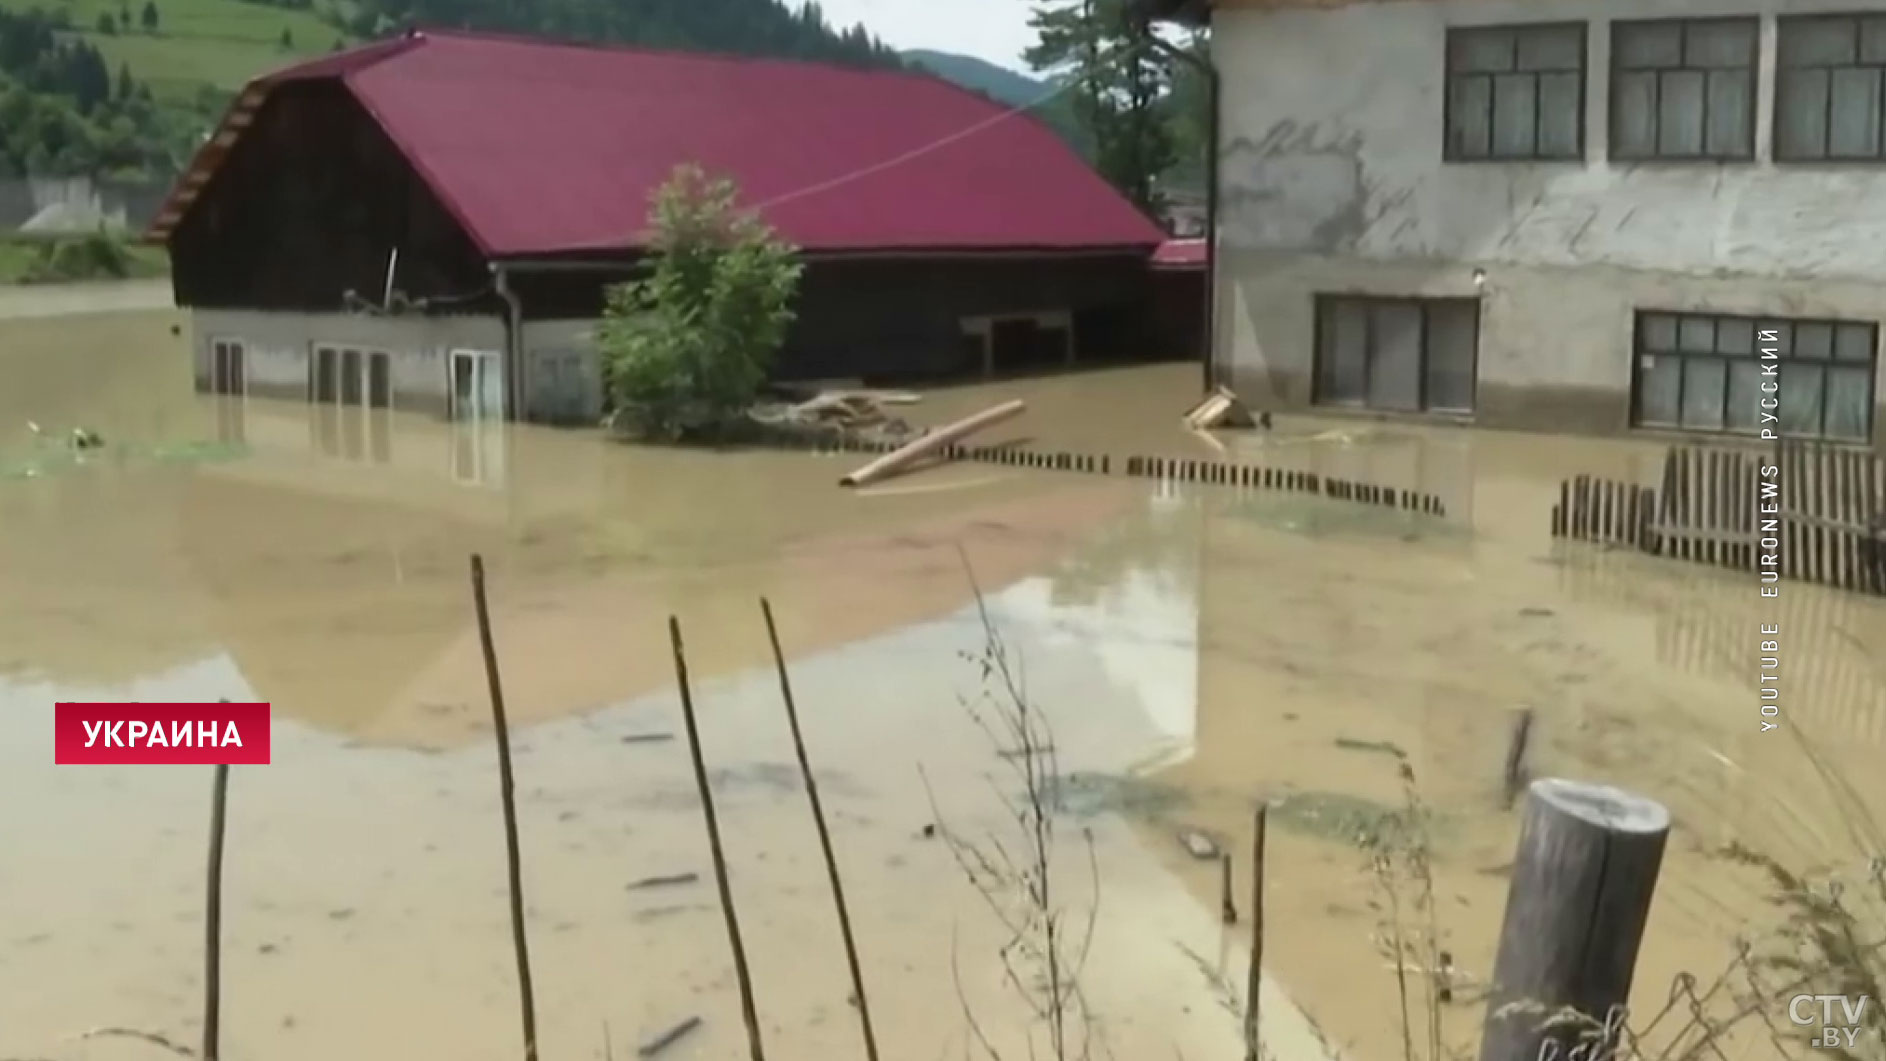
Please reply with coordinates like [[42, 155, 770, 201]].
[[449, 349, 505, 486], [450, 349, 504, 422]]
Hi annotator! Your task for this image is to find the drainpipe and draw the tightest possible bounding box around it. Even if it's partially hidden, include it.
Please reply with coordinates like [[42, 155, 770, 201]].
[[1142, 26, 1220, 394], [490, 262, 523, 421]]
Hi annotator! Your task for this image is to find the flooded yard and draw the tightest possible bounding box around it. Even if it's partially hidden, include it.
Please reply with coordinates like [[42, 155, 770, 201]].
[[3, 306, 1884, 1061]]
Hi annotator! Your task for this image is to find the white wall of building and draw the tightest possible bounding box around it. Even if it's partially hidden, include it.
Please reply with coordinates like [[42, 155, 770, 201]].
[[190, 309, 506, 417], [1214, 0, 1886, 439]]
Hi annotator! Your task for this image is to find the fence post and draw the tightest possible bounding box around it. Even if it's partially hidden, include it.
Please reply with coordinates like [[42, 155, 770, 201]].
[[1477, 778, 1670, 1061]]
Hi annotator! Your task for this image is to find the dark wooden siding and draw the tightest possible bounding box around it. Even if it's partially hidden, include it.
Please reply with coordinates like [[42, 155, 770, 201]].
[[511, 254, 1162, 380], [167, 80, 492, 313]]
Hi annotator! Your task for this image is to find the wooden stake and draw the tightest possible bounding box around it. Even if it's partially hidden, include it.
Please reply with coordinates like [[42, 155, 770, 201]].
[[1220, 852, 1237, 924], [1244, 803, 1267, 1061], [1477, 779, 1669, 1061], [203, 762, 230, 1061], [471, 554, 540, 1061], [760, 599, 879, 1061], [670, 616, 767, 1061]]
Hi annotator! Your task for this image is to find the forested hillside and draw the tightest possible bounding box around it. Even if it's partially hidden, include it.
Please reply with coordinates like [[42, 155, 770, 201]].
[[0, 0, 903, 180]]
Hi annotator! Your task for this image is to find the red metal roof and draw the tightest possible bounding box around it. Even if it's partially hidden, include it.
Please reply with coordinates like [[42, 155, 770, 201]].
[[150, 30, 1167, 257], [1151, 238, 1206, 269]]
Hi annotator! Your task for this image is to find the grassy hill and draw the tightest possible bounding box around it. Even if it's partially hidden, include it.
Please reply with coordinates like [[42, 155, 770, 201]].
[[23, 0, 348, 102]]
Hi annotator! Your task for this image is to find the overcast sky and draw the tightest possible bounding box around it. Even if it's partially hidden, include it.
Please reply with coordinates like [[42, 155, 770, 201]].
[[811, 0, 1040, 73]]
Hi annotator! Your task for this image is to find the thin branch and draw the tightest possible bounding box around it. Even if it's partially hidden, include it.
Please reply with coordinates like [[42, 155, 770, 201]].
[[202, 762, 230, 1061], [760, 598, 880, 1061], [669, 616, 766, 1061], [470, 554, 540, 1061]]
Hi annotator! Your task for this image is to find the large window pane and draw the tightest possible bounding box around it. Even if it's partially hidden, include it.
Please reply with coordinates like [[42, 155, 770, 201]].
[[1424, 301, 1478, 412], [1658, 70, 1707, 155], [1638, 356, 1683, 426], [1320, 301, 1368, 404], [1829, 68, 1883, 157], [1704, 71, 1752, 157], [1682, 359, 1727, 428], [1368, 303, 1424, 412], [1537, 72, 1582, 157], [1612, 71, 1659, 157], [1777, 69, 1832, 160], [1491, 74, 1539, 156], [1727, 360, 1767, 431], [1825, 365, 1873, 440], [1780, 363, 1827, 436], [1449, 76, 1493, 157]]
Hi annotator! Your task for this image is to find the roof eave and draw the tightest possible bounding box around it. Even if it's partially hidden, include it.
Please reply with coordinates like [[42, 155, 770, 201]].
[[490, 244, 1164, 270]]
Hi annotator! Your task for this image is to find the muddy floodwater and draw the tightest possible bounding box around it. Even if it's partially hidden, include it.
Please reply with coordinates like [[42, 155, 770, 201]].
[[4, 304, 1886, 1061]]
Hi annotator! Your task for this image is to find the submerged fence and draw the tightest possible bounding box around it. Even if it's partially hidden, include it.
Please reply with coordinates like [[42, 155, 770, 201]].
[[776, 431, 1450, 518], [1551, 440, 1886, 595]]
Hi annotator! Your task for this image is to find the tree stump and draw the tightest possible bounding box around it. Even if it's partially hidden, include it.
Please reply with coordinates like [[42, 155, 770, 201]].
[[1477, 778, 1670, 1061]]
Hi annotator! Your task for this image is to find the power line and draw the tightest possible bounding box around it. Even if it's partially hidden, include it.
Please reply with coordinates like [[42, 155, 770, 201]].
[[748, 73, 1085, 213]]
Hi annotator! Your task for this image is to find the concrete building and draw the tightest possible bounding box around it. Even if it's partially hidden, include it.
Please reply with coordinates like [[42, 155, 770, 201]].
[[148, 30, 1181, 428], [1150, 0, 1886, 446]]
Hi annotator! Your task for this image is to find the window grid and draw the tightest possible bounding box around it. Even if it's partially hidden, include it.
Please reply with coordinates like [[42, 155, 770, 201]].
[[1609, 17, 1759, 162], [1312, 295, 1480, 414], [1444, 23, 1588, 162], [1775, 13, 1886, 162], [1632, 310, 1877, 442]]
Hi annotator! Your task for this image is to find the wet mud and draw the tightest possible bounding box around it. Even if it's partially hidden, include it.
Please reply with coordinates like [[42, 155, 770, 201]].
[[3, 308, 1883, 1061]]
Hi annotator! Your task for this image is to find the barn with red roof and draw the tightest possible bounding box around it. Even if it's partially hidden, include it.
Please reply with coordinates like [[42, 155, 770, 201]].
[[152, 29, 1186, 425]]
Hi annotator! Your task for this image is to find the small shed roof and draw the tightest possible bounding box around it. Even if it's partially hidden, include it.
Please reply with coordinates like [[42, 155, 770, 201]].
[[150, 30, 1166, 259], [1150, 238, 1206, 269]]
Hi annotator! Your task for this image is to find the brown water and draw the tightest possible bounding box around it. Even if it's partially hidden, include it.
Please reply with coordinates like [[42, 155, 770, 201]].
[[2, 305, 1883, 1061]]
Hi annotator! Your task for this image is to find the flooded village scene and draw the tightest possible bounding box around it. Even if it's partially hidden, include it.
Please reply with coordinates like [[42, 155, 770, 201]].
[[6, 0, 1886, 1059]]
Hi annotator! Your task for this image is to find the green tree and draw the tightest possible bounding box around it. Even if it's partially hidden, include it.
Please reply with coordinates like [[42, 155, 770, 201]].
[[1024, 0, 1178, 215], [96, 11, 117, 35], [280, 27, 294, 49], [139, 1, 158, 32], [597, 165, 802, 441]]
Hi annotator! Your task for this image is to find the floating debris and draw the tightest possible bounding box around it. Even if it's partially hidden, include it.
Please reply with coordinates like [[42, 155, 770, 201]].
[[627, 872, 699, 891], [1178, 828, 1221, 860], [638, 1015, 703, 1057]]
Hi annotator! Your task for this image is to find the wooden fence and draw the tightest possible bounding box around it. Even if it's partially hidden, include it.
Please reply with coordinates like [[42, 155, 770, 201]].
[[1551, 441, 1886, 596], [766, 431, 1450, 518]]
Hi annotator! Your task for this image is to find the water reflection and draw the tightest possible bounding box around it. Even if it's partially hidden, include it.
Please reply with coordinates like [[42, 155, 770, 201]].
[[0, 483, 1255, 1061]]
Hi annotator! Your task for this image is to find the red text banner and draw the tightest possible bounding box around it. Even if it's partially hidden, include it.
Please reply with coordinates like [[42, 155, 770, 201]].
[[54, 702, 272, 765]]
